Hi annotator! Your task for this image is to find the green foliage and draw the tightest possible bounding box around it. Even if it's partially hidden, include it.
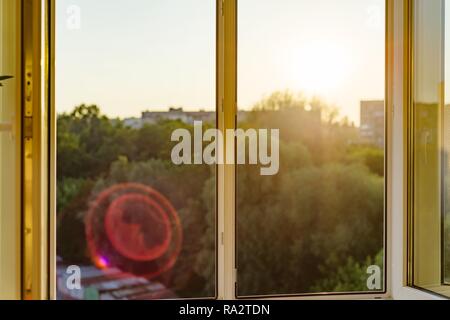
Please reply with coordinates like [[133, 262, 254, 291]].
[[237, 163, 383, 295], [311, 250, 384, 292], [57, 92, 385, 297], [347, 147, 384, 177], [57, 178, 94, 264], [91, 158, 215, 297], [57, 178, 91, 213], [235, 91, 383, 295], [57, 104, 134, 179]]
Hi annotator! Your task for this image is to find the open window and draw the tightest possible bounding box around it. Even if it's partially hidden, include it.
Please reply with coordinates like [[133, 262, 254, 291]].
[[407, 0, 450, 298], [51, 0, 388, 300], [6, 0, 437, 301]]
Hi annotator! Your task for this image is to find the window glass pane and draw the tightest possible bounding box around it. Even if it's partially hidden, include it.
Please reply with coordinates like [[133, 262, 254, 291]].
[[237, 0, 386, 297], [0, 0, 19, 299], [411, 0, 447, 296], [56, 0, 216, 300], [410, 0, 450, 297]]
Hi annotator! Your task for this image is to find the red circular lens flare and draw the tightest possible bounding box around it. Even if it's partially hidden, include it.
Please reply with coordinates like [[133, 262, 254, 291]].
[[104, 194, 172, 262], [85, 183, 182, 279]]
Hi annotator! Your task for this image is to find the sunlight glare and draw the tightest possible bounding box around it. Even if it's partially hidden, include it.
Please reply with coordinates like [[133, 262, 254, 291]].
[[289, 41, 353, 94]]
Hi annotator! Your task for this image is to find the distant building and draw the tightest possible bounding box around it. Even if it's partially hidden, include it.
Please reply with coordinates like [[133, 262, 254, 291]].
[[123, 107, 249, 128], [360, 100, 385, 148], [123, 117, 144, 129], [56, 261, 176, 300], [141, 107, 216, 125], [140, 107, 250, 125]]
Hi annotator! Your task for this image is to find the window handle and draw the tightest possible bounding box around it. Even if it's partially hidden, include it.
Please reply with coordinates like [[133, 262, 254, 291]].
[[0, 75, 13, 87]]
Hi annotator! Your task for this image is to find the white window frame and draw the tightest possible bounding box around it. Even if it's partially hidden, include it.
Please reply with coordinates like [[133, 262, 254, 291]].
[[390, 0, 445, 300], [37, 0, 447, 300], [219, 0, 390, 300]]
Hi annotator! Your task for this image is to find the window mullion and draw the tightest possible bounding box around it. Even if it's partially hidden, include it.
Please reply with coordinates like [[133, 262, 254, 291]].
[[217, 0, 237, 301]]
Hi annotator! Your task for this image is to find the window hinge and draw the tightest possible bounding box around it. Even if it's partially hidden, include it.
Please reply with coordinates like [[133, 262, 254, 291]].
[[221, 0, 224, 16], [221, 98, 224, 113], [24, 70, 33, 117], [23, 68, 33, 140], [23, 117, 33, 140], [221, 231, 224, 245]]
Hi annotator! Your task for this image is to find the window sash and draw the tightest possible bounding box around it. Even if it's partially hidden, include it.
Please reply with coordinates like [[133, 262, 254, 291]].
[[43, 0, 394, 300]]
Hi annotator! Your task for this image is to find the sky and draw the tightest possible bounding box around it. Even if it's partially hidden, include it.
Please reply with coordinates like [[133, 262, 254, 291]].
[[56, 0, 385, 125]]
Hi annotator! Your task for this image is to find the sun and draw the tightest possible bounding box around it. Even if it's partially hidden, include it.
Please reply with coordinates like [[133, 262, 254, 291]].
[[288, 41, 353, 94]]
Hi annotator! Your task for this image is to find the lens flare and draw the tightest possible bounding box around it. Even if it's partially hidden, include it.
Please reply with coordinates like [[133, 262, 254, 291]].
[[95, 256, 109, 269], [85, 183, 182, 279]]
